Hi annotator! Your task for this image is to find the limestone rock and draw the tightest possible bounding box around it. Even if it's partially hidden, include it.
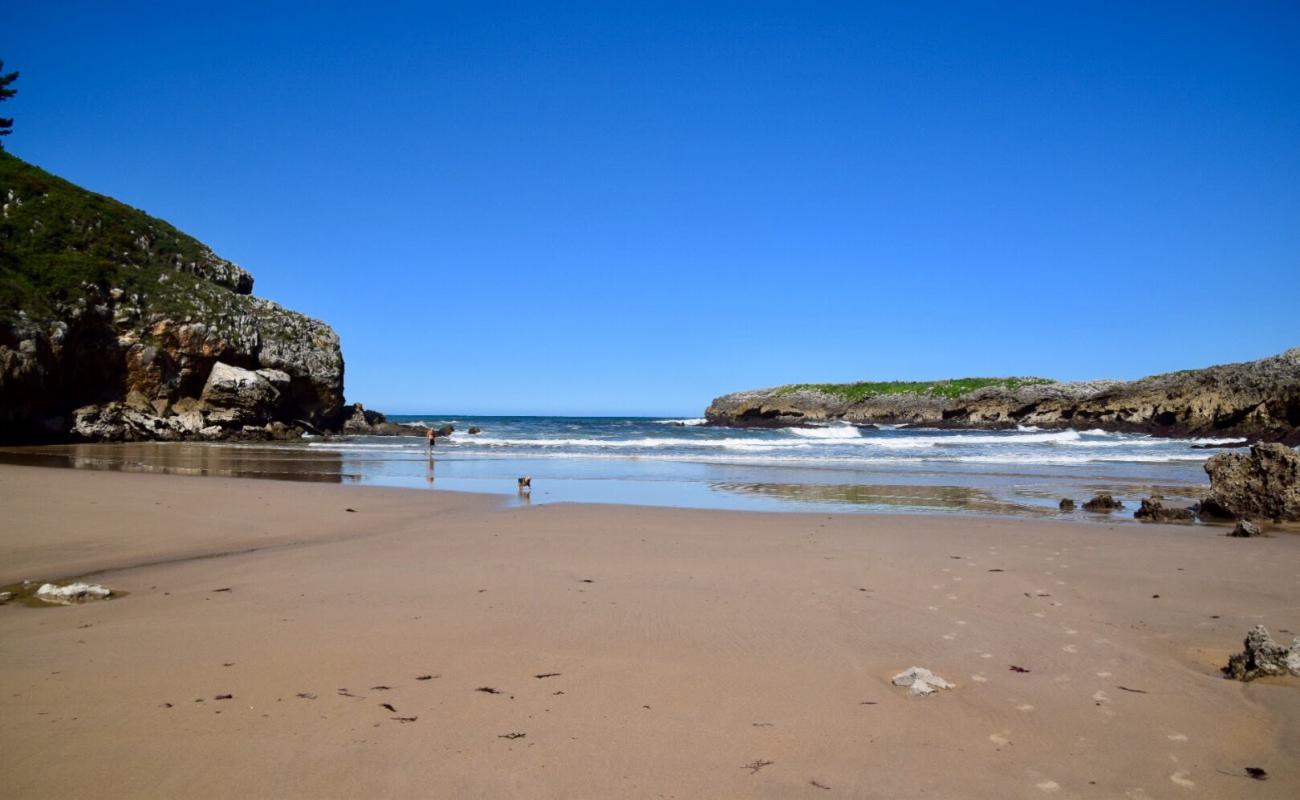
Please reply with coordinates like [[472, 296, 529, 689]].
[[891, 667, 954, 696], [1082, 494, 1124, 513], [1202, 443, 1300, 522], [1134, 497, 1195, 524], [200, 362, 281, 422], [1223, 625, 1300, 681], [35, 582, 112, 605]]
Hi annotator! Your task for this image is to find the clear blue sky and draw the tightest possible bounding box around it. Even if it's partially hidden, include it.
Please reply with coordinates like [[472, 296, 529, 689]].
[[3, 1, 1298, 415]]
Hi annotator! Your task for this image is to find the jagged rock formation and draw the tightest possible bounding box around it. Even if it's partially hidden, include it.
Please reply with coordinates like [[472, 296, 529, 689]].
[[705, 350, 1300, 444], [1223, 625, 1300, 681], [338, 403, 427, 436], [1200, 443, 1300, 522], [0, 151, 344, 442]]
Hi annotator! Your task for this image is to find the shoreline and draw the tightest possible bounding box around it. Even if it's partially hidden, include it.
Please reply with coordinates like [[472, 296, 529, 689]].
[[0, 437, 1217, 522], [2, 463, 1298, 797]]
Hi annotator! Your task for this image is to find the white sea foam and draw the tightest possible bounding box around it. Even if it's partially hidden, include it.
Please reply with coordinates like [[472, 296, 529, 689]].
[[788, 423, 864, 440], [655, 418, 708, 426]]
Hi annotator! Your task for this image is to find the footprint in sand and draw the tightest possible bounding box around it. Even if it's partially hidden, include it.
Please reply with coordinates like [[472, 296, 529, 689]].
[[989, 731, 1010, 746], [972, 674, 988, 683], [1062, 644, 1078, 654], [1033, 612, 1047, 619], [1016, 704, 1035, 712], [981, 653, 993, 659], [1167, 733, 1188, 742], [928, 606, 939, 611], [1095, 671, 1112, 678], [956, 620, 967, 625], [1170, 771, 1195, 788], [946, 594, 959, 601], [1092, 690, 1111, 704], [943, 633, 957, 640], [1064, 629, 1077, 635], [1036, 780, 1060, 792]]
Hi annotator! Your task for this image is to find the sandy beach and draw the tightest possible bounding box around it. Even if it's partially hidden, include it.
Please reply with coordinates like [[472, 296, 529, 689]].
[[1, 463, 1297, 799]]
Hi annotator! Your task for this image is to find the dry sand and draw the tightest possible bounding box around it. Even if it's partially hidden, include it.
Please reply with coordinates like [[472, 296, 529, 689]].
[[1, 463, 1298, 798]]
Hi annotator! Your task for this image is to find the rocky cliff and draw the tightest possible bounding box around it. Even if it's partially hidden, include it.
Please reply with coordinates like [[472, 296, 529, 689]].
[[0, 151, 344, 442], [705, 349, 1300, 444]]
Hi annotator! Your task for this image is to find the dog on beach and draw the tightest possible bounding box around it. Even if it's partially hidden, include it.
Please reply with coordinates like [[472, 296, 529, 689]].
[[517, 476, 532, 493]]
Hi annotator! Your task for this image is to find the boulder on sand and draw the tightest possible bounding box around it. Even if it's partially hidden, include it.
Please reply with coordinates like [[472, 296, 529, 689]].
[[1134, 497, 1195, 524], [200, 362, 282, 422], [1058, 498, 1075, 512], [891, 667, 954, 696], [1201, 443, 1300, 522], [35, 582, 112, 605], [1229, 520, 1264, 537], [1082, 493, 1124, 513], [1223, 625, 1300, 681]]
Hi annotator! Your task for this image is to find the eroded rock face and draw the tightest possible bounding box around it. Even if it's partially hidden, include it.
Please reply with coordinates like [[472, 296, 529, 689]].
[[1202, 443, 1300, 522], [705, 349, 1300, 443], [1223, 625, 1300, 681]]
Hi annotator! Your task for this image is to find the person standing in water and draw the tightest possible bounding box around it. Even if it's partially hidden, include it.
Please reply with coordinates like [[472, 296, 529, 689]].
[[426, 427, 436, 453]]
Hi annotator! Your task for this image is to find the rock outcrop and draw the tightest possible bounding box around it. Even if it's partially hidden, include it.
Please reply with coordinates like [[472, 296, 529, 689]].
[[1200, 443, 1300, 522], [705, 349, 1300, 444], [0, 151, 346, 442], [337, 403, 427, 436], [1133, 497, 1195, 524], [1082, 494, 1124, 513], [1223, 625, 1300, 681]]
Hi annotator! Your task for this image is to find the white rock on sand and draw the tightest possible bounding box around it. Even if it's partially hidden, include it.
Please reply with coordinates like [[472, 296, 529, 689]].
[[892, 666, 954, 696], [34, 582, 112, 605]]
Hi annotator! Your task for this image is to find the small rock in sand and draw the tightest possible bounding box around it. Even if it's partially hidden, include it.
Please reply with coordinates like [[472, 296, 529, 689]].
[[1229, 520, 1264, 538], [1223, 624, 1300, 681], [892, 667, 954, 696], [0, 591, 13, 602], [35, 582, 112, 605]]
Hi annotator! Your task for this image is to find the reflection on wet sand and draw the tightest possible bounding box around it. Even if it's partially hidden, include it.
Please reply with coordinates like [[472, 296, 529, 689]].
[[712, 481, 1050, 516], [0, 443, 349, 484]]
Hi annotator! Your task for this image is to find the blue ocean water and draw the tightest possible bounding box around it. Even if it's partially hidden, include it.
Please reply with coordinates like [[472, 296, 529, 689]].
[[289, 415, 1240, 517]]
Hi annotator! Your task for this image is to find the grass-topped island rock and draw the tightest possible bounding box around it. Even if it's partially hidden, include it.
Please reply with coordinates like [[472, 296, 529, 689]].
[[705, 349, 1300, 444]]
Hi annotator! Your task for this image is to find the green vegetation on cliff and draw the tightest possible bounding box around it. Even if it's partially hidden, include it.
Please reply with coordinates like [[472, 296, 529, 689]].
[[775, 377, 1056, 403], [0, 151, 250, 323]]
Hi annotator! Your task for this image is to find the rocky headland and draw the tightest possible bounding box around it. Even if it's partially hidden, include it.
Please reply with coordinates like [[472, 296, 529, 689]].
[[705, 349, 1300, 445], [1, 151, 347, 443]]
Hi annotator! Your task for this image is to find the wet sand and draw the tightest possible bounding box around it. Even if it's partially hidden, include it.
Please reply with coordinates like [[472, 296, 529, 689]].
[[1, 463, 1297, 798]]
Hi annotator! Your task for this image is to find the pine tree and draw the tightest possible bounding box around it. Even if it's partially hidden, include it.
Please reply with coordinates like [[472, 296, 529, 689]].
[[0, 60, 20, 147]]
